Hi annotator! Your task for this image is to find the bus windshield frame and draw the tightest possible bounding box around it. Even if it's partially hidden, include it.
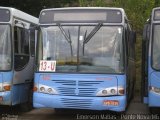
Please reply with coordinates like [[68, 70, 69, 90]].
[[0, 24, 12, 71], [36, 24, 125, 74], [152, 23, 160, 71]]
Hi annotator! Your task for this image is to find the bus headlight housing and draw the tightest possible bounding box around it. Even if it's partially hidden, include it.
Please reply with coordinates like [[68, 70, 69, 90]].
[[150, 86, 160, 94], [38, 84, 58, 95], [96, 87, 125, 96]]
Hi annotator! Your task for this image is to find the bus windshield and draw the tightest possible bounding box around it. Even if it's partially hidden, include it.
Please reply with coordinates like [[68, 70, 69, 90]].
[[0, 25, 11, 70], [153, 24, 160, 70], [37, 25, 124, 73]]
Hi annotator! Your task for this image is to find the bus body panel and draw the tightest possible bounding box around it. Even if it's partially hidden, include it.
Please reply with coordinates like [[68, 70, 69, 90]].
[[0, 71, 13, 105], [34, 93, 126, 112], [33, 73, 126, 111], [148, 68, 160, 106], [149, 92, 160, 107], [0, 70, 33, 105], [150, 72, 160, 89], [0, 91, 11, 105], [0, 74, 3, 92], [13, 57, 34, 84], [11, 57, 34, 105], [11, 83, 31, 105]]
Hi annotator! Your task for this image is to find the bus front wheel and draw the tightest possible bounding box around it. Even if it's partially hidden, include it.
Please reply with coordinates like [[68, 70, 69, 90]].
[[149, 107, 160, 114]]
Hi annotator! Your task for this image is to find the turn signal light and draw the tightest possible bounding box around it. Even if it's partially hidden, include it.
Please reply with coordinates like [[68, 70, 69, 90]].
[[3, 85, 11, 91], [33, 86, 38, 92], [119, 89, 125, 95], [0, 96, 3, 101]]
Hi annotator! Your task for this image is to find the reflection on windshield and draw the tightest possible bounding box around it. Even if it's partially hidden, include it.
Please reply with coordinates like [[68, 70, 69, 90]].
[[153, 25, 160, 70], [37, 25, 124, 73], [0, 25, 11, 70]]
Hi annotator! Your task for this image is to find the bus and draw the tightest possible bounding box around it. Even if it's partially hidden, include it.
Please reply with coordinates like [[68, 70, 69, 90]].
[[33, 7, 136, 112], [0, 7, 38, 106], [142, 7, 160, 112]]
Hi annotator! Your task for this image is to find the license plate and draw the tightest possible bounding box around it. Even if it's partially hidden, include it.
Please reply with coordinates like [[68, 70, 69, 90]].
[[103, 100, 119, 106]]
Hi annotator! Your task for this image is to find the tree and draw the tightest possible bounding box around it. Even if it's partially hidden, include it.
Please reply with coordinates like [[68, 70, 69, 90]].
[[0, 0, 78, 16]]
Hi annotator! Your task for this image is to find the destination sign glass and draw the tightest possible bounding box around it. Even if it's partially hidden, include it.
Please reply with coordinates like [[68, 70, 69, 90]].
[[39, 9, 122, 24]]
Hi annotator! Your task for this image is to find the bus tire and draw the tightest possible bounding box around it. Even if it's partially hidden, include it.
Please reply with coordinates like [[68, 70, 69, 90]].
[[149, 107, 159, 114], [131, 82, 135, 100], [54, 108, 63, 114], [19, 102, 33, 112], [19, 89, 33, 112]]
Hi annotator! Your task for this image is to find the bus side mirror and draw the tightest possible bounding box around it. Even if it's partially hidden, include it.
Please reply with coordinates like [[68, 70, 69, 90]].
[[143, 24, 150, 41], [129, 31, 136, 44]]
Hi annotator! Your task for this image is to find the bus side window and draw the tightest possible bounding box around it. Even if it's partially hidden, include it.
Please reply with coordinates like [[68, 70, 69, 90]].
[[125, 29, 129, 59], [14, 27, 18, 53], [21, 29, 29, 55], [129, 31, 136, 59], [14, 26, 29, 71], [30, 30, 35, 56]]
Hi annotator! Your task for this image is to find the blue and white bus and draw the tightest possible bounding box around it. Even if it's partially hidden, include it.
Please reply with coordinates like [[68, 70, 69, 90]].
[[33, 7, 136, 112], [0, 7, 38, 106], [142, 7, 160, 112]]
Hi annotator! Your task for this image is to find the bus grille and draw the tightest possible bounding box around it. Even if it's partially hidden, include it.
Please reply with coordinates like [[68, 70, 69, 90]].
[[53, 80, 104, 96], [61, 98, 92, 109]]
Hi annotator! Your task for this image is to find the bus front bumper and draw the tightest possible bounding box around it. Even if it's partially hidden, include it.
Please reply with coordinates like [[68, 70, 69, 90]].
[[0, 91, 11, 105], [149, 91, 160, 107], [33, 92, 126, 112]]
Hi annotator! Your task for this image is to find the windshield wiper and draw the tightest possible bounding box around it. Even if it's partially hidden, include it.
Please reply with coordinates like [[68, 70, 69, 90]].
[[57, 23, 73, 56], [83, 22, 103, 44], [82, 22, 103, 55]]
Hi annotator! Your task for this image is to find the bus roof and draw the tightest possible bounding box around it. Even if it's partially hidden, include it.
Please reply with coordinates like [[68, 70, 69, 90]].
[[0, 6, 38, 24], [41, 7, 125, 12], [39, 7, 127, 24], [152, 7, 160, 22]]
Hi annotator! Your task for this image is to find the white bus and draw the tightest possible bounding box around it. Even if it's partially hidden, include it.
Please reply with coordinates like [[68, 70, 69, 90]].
[[0, 7, 38, 107]]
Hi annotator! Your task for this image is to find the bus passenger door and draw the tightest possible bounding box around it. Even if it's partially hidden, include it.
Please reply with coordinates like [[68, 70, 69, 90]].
[[12, 20, 34, 105], [141, 23, 150, 103], [125, 25, 136, 101], [128, 31, 136, 100]]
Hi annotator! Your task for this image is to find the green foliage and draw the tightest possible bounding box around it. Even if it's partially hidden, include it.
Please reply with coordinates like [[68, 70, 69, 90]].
[[0, 0, 78, 16], [112, 0, 154, 34], [79, 0, 111, 7]]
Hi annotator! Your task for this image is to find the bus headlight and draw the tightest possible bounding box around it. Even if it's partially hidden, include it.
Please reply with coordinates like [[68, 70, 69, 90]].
[[39, 84, 58, 95], [96, 87, 124, 96], [2, 83, 11, 91], [47, 88, 58, 94], [102, 90, 108, 95], [40, 87, 45, 92], [47, 88, 53, 93], [150, 86, 160, 94]]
